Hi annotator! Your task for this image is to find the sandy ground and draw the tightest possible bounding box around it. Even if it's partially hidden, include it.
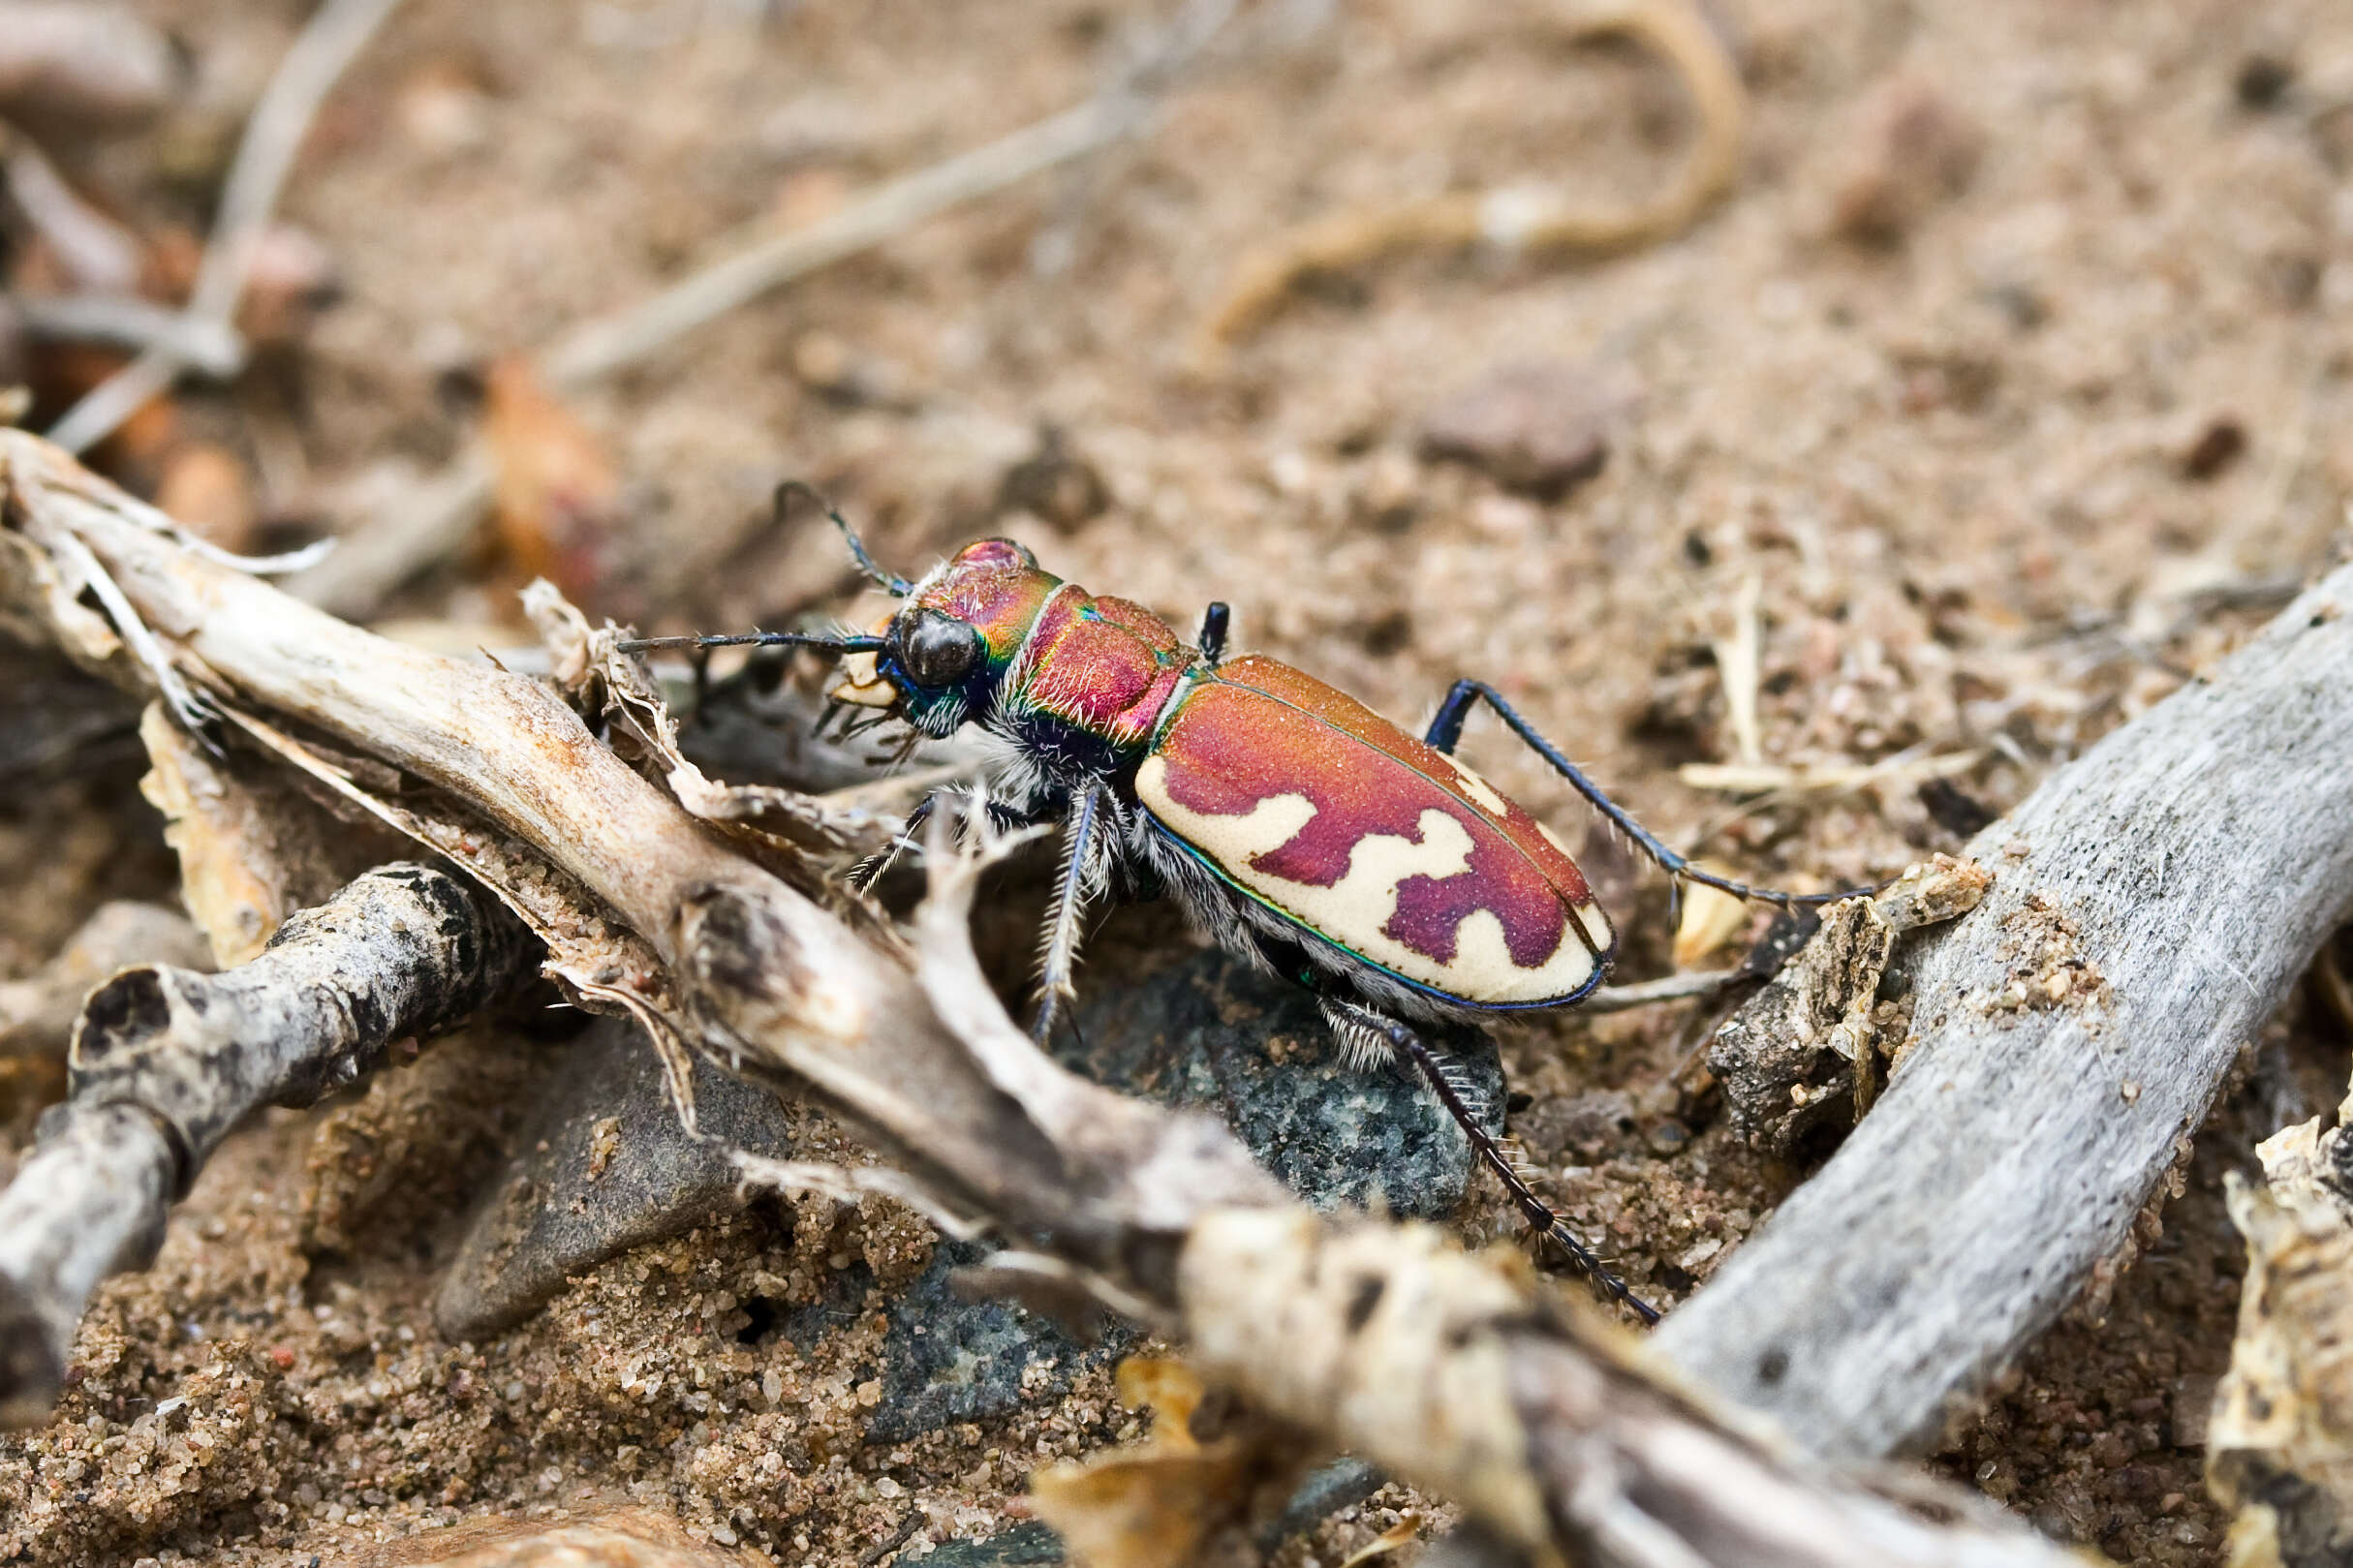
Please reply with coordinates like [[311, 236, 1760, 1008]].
[[5, 0, 2353, 1562]]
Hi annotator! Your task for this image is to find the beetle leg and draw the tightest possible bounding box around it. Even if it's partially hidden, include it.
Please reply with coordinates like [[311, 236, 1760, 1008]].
[[1324, 999, 1661, 1326], [849, 790, 1044, 894], [848, 791, 939, 895], [1195, 601, 1231, 665], [1425, 678, 1863, 911], [1031, 781, 1111, 1047]]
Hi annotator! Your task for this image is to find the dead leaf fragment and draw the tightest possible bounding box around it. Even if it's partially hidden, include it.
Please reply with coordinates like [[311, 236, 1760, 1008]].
[[1673, 871, 1749, 968], [482, 354, 619, 608], [153, 441, 256, 554], [1031, 1357, 1318, 1568]]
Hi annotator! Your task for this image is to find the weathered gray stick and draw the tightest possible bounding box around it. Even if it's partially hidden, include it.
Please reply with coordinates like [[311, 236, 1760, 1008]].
[[1658, 565, 2353, 1460], [0, 862, 536, 1424], [0, 900, 209, 1061], [0, 1103, 170, 1429]]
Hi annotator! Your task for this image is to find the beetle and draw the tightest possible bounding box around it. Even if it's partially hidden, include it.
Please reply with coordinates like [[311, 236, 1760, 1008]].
[[626, 486, 1844, 1322]]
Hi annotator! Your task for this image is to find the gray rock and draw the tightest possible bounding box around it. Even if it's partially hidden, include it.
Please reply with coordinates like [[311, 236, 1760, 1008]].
[[918, 1522, 1064, 1567], [435, 947, 1499, 1452], [1058, 947, 1502, 1218], [433, 1017, 799, 1339], [862, 948, 1497, 1442], [864, 1238, 1126, 1444], [1259, 1456, 1386, 1549]]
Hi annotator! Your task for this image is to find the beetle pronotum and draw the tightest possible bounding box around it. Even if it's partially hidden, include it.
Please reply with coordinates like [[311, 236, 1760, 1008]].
[[627, 486, 1846, 1322]]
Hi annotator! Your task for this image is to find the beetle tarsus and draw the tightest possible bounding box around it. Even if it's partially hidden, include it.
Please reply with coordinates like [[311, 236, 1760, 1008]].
[[1425, 678, 1867, 911], [1326, 1000, 1661, 1326]]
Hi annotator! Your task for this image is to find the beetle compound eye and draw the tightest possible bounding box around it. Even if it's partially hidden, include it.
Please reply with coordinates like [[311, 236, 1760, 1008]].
[[897, 608, 983, 688]]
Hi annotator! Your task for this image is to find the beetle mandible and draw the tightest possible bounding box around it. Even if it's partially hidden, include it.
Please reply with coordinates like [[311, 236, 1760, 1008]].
[[626, 486, 1845, 1323]]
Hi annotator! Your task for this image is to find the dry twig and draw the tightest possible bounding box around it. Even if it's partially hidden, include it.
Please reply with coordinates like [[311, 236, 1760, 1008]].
[[0, 901, 207, 1063], [0, 862, 535, 1425], [0, 3, 179, 128], [1658, 564, 2353, 1460], [43, 0, 404, 455], [291, 26, 1206, 620], [1197, 0, 1746, 350], [0, 123, 141, 292]]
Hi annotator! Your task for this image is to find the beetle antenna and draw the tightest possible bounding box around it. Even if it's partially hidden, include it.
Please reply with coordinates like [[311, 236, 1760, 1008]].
[[776, 479, 912, 597], [615, 630, 888, 658]]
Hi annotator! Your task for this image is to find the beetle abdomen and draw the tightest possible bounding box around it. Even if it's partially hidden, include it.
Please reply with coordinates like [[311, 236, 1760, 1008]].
[[1136, 657, 1614, 1007]]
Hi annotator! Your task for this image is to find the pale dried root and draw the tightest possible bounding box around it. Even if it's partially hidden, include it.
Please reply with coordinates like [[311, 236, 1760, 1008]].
[[1196, 0, 1745, 352]]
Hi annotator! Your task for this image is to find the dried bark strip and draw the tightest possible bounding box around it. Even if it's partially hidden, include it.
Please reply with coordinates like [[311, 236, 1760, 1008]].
[[1658, 565, 2353, 1460], [0, 862, 536, 1424], [2206, 1086, 2353, 1565]]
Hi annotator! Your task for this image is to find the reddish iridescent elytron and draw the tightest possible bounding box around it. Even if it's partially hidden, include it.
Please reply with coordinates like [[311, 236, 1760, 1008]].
[[627, 493, 1840, 1323]]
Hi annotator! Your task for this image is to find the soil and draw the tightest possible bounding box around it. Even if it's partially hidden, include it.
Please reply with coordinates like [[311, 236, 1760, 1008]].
[[5, 0, 2353, 1563]]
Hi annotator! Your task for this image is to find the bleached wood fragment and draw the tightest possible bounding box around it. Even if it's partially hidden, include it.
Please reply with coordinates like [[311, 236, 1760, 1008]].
[[1659, 565, 2353, 1460]]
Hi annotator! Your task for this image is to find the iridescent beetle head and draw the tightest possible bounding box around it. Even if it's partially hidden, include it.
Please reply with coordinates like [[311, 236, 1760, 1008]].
[[832, 534, 1060, 736], [615, 483, 1065, 740]]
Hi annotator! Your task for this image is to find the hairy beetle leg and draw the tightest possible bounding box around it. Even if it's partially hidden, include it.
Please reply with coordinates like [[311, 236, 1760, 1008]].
[[1327, 1000, 1661, 1326], [1425, 679, 1867, 911], [1030, 782, 1110, 1047], [846, 789, 1045, 895]]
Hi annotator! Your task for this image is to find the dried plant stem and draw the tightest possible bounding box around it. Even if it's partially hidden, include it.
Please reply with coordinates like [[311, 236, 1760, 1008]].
[[0, 900, 208, 1061], [0, 1105, 170, 1430], [43, 0, 404, 454], [1197, 0, 1745, 349], [0, 862, 535, 1425], [292, 76, 1159, 619], [541, 96, 1147, 388]]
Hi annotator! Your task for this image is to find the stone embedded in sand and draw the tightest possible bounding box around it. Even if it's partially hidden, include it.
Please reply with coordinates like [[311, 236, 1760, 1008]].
[[1415, 359, 1626, 501], [432, 1017, 801, 1341], [920, 1521, 1067, 1567], [1056, 946, 1502, 1219], [863, 947, 1501, 1443], [434, 945, 1499, 1446]]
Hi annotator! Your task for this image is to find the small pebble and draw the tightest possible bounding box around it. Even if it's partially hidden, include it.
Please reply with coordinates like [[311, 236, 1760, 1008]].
[[1416, 359, 1625, 500]]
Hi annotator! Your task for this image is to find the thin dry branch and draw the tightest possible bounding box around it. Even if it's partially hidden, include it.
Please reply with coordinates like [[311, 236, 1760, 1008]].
[[1657, 564, 2353, 1460], [43, 0, 404, 454], [0, 432, 2089, 1566], [0, 3, 179, 127], [1197, 0, 1746, 350], [0, 862, 534, 1425], [1, 123, 141, 292], [288, 38, 1188, 620], [0, 900, 207, 1061]]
